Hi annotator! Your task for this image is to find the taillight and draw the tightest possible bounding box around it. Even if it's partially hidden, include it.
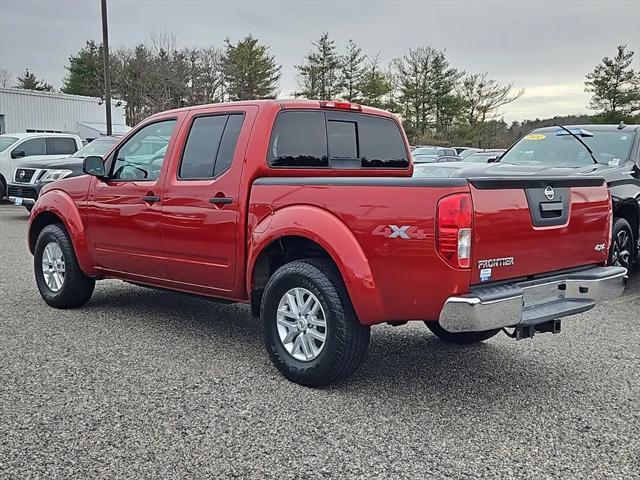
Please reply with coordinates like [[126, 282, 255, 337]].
[[436, 193, 473, 269]]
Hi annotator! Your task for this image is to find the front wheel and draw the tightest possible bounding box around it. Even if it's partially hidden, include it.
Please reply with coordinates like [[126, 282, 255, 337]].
[[425, 321, 500, 344], [34, 223, 95, 308], [608, 217, 635, 271], [261, 259, 370, 387]]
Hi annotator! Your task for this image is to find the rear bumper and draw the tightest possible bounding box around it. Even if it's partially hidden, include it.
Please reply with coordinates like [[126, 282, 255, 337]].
[[439, 266, 627, 333]]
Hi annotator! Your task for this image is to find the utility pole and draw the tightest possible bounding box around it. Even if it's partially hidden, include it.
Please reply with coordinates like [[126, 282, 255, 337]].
[[101, 0, 112, 135]]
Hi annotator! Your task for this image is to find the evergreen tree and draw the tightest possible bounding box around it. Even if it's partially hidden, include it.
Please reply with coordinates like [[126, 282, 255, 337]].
[[62, 40, 105, 97], [339, 40, 365, 102], [222, 35, 281, 101], [585, 45, 640, 122], [16, 69, 53, 91], [359, 55, 392, 109], [296, 32, 341, 100]]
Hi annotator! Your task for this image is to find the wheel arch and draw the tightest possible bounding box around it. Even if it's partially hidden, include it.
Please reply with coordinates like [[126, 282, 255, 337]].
[[612, 196, 640, 249], [247, 205, 385, 325], [28, 190, 96, 276]]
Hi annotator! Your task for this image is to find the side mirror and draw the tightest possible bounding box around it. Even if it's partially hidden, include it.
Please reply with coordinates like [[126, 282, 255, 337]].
[[487, 156, 498, 163], [83, 155, 106, 178], [11, 150, 25, 159], [631, 163, 640, 179]]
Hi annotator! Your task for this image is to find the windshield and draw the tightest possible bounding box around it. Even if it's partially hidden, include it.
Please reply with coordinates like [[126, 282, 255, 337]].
[[0, 136, 19, 153], [501, 130, 636, 167], [412, 147, 437, 156], [72, 138, 118, 158]]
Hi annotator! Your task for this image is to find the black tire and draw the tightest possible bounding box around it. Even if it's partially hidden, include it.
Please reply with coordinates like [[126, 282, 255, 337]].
[[0, 176, 6, 201], [608, 217, 635, 271], [34, 223, 95, 308], [261, 259, 370, 387], [425, 321, 500, 345]]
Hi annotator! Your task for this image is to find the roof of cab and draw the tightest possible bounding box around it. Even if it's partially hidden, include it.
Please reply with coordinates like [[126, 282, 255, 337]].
[[153, 99, 397, 119], [0, 132, 81, 140]]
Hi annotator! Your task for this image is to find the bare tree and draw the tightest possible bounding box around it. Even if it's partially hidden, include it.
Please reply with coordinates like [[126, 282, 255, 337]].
[[0, 68, 12, 88]]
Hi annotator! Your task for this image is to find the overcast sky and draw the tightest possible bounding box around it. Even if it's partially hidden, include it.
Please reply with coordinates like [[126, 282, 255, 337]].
[[1, 0, 639, 122]]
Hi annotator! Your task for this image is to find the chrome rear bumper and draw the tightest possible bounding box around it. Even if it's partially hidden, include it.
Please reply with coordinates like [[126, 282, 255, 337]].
[[439, 266, 627, 333]]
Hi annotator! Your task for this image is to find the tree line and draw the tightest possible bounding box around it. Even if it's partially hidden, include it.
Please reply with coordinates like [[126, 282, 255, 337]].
[[2, 33, 639, 147]]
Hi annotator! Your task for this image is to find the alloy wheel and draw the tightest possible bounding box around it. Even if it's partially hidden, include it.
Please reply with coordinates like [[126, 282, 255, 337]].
[[42, 241, 66, 292], [611, 229, 631, 269], [276, 287, 327, 361]]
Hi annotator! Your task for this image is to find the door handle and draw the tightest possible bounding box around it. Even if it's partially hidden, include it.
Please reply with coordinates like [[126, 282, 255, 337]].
[[142, 195, 161, 203], [209, 197, 233, 205]]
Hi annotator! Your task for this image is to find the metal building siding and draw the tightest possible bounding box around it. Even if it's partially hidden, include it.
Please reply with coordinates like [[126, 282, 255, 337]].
[[0, 88, 127, 135]]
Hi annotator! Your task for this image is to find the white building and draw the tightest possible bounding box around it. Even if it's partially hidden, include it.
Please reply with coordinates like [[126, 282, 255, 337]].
[[0, 87, 130, 141]]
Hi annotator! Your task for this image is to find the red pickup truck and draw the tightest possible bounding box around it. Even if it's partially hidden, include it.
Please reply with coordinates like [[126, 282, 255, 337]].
[[28, 100, 626, 386]]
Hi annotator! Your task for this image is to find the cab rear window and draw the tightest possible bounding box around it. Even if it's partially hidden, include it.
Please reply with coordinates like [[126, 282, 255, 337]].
[[268, 110, 408, 169]]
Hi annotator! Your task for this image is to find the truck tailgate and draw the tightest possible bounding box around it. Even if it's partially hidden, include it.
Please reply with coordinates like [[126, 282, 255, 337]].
[[468, 177, 610, 284]]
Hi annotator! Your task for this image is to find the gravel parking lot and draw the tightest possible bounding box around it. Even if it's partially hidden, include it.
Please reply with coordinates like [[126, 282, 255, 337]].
[[1, 203, 639, 479]]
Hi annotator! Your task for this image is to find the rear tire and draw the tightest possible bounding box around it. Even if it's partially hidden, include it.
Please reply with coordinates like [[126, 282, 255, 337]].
[[261, 259, 370, 387], [608, 217, 635, 271], [425, 321, 500, 344], [34, 223, 95, 308]]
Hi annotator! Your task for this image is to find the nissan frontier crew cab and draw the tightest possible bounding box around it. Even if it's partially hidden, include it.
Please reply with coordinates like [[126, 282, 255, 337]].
[[27, 100, 627, 387]]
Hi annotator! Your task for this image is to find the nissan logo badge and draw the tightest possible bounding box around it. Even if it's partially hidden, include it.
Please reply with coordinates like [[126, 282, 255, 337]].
[[19, 170, 25, 179], [544, 186, 555, 200]]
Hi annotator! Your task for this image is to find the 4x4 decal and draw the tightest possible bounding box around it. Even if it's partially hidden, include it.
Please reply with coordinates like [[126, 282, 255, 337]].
[[372, 225, 428, 240]]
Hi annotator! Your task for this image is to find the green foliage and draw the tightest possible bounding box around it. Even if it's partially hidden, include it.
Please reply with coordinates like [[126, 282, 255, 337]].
[[339, 40, 365, 102], [296, 32, 341, 100], [585, 45, 640, 122], [61, 40, 104, 97], [16, 69, 53, 91], [359, 55, 393, 109], [223, 35, 281, 101]]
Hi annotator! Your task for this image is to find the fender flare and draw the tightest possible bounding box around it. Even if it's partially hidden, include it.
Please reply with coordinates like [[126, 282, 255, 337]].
[[247, 205, 385, 325], [28, 189, 97, 276]]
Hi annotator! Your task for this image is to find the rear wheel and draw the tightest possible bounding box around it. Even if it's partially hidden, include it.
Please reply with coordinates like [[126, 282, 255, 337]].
[[261, 259, 370, 387], [34, 224, 95, 308], [609, 217, 634, 271], [425, 321, 500, 344]]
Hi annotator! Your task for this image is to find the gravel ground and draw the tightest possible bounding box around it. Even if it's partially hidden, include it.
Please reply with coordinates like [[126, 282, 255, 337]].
[[1, 203, 639, 479]]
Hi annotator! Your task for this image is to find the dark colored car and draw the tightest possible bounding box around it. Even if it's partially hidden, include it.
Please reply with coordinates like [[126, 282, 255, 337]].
[[8, 136, 119, 211], [497, 124, 640, 270]]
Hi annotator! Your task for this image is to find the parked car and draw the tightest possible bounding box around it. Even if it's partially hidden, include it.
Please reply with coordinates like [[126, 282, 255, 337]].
[[27, 100, 626, 386], [453, 147, 477, 155], [8, 136, 120, 211], [497, 124, 640, 270], [462, 149, 506, 163], [459, 148, 481, 159], [412, 146, 457, 157], [0, 133, 82, 200], [412, 162, 469, 177], [412, 154, 462, 163]]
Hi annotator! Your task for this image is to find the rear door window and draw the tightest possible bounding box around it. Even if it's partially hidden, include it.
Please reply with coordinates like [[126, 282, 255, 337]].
[[46, 137, 78, 155], [269, 110, 408, 169], [179, 113, 244, 179]]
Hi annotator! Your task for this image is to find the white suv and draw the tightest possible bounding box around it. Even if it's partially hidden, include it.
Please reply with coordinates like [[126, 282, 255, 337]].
[[0, 133, 83, 199]]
